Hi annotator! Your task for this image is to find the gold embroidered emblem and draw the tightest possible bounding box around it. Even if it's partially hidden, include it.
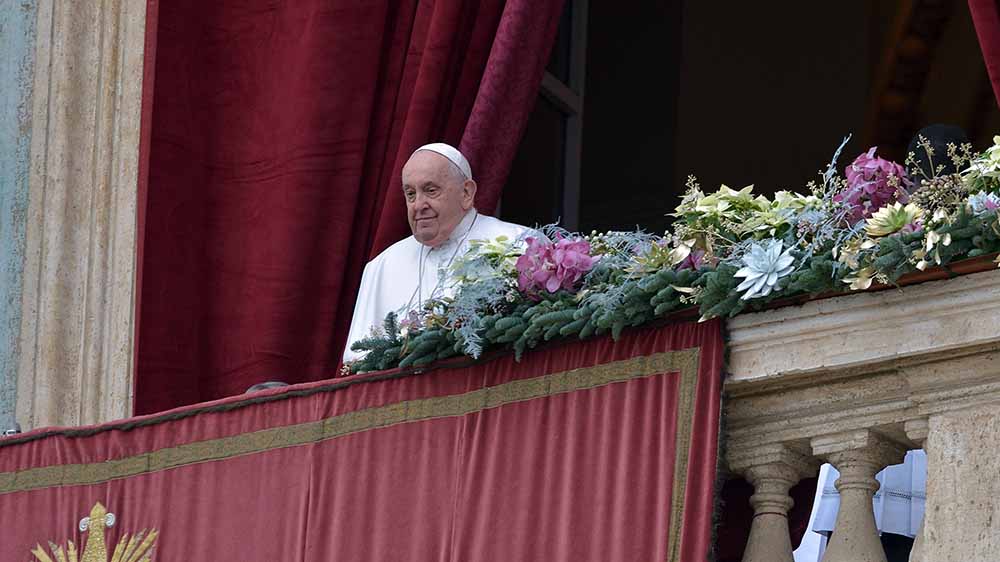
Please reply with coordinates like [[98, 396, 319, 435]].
[[30, 502, 158, 562]]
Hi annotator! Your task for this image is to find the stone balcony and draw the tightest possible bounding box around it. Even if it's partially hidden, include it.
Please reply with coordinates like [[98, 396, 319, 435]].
[[723, 267, 1000, 561]]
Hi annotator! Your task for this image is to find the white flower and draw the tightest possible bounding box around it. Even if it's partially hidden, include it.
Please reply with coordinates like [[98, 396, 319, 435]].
[[733, 240, 796, 300], [843, 266, 876, 291], [963, 136, 1000, 189]]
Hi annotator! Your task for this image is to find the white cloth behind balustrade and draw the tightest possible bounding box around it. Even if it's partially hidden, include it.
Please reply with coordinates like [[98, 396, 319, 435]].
[[812, 449, 927, 538], [343, 210, 529, 362]]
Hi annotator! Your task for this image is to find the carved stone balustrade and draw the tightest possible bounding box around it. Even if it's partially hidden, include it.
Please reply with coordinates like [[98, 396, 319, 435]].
[[729, 443, 819, 562], [723, 268, 1000, 562]]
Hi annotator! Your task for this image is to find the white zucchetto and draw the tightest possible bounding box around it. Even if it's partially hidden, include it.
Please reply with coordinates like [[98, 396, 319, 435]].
[[413, 142, 472, 181]]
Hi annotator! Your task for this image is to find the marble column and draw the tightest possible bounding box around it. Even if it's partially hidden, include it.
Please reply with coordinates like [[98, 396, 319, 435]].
[[812, 430, 906, 562], [14, 0, 148, 429]]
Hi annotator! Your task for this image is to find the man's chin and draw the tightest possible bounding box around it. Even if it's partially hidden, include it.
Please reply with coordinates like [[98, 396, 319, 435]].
[[413, 229, 442, 246]]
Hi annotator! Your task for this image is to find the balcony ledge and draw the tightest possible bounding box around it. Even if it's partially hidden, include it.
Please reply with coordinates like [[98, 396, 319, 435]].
[[723, 268, 1000, 561]]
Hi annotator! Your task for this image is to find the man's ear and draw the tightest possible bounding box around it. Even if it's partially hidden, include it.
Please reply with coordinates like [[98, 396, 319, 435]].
[[462, 179, 477, 210]]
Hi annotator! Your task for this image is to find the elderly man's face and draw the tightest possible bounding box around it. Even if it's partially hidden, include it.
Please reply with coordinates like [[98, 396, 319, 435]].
[[401, 151, 476, 247]]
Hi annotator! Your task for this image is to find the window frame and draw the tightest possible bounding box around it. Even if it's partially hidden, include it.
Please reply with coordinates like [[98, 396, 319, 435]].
[[538, 0, 588, 231]]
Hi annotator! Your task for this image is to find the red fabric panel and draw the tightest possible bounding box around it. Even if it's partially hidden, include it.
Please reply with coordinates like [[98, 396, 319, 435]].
[[133, 0, 159, 397], [136, 1, 563, 414], [971, 0, 1000, 106], [1, 320, 723, 561], [452, 319, 724, 560]]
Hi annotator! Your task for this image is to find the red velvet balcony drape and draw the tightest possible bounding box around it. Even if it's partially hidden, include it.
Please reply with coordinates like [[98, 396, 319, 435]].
[[136, 0, 564, 414], [2, 320, 724, 562], [971, 0, 1000, 106]]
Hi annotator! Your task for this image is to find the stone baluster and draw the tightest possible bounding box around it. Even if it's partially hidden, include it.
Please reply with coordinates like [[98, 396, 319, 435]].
[[812, 430, 907, 562], [729, 443, 819, 562], [903, 419, 928, 562]]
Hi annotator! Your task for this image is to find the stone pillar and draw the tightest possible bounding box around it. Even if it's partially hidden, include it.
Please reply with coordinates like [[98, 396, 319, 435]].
[[14, 0, 148, 429], [921, 407, 1000, 561], [729, 444, 819, 562], [812, 430, 906, 562]]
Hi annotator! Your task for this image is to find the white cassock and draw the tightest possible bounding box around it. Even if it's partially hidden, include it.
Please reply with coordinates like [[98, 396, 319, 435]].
[[343, 209, 529, 362]]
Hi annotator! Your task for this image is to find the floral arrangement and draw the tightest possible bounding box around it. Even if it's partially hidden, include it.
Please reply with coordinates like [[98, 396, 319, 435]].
[[349, 134, 1000, 373]]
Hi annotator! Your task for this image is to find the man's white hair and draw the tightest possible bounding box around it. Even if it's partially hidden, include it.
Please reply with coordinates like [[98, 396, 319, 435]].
[[412, 142, 473, 181]]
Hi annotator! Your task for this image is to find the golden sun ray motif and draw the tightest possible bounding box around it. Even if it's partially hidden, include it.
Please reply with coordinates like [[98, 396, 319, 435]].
[[30, 502, 158, 562]]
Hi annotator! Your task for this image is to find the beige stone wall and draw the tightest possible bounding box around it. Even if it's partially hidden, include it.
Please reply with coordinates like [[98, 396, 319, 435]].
[[15, 1, 148, 429]]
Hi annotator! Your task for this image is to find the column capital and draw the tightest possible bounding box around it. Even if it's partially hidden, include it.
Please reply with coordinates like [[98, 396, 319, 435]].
[[728, 442, 819, 480], [810, 429, 907, 468], [904, 417, 930, 447]]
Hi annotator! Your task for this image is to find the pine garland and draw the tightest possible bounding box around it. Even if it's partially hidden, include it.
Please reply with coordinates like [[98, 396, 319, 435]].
[[349, 210, 1000, 374], [351, 130, 1000, 376]]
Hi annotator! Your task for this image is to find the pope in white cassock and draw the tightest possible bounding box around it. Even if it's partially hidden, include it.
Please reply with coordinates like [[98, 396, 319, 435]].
[[343, 143, 530, 363]]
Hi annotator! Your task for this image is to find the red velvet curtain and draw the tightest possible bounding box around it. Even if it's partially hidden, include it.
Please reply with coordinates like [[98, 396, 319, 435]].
[[971, 0, 1000, 106], [136, 1, 564, 414], [2, 321, 723, 561]]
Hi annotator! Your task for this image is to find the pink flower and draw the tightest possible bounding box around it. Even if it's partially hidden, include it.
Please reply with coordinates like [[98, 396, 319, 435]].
[[899, 220, 923, 236], [516, 234, 595, 296], [677, 248, 708, 271], [399, 309, 423, 332], [835, 147, 913, 224]]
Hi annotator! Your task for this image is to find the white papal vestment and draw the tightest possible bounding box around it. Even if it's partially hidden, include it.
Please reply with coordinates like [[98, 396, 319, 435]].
[[343, 209, 529, 362]]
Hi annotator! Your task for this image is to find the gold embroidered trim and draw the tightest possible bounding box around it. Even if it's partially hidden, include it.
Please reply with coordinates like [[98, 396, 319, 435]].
[[666, 350, 702, 562], [0, 349, 700, 495]]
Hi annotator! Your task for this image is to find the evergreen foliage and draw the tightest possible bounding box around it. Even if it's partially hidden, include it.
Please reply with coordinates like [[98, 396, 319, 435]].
[[349, 136, 1000, 374]]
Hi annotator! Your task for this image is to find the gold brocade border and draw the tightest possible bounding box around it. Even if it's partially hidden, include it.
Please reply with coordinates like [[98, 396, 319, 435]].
[[666, 348, 701, 562], [0, 349, 700, 496]]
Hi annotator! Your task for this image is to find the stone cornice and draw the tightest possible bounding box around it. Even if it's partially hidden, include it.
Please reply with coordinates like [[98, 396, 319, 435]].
[[727, 269, 1000, 382]]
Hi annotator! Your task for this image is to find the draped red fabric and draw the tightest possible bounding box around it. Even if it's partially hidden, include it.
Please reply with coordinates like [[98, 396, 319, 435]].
[[1, 321, 723, 562], [136, 1, 564, 414], [971, 0, 1000, 106]]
